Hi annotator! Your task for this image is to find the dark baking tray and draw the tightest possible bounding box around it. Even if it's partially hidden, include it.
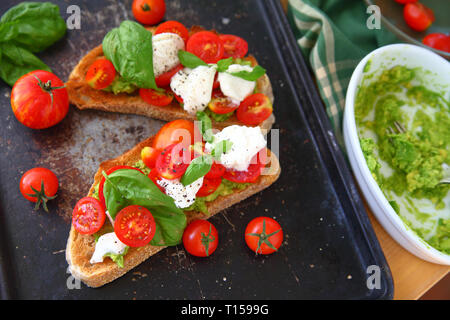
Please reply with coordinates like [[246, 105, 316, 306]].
[[0, 0, 393, 299]]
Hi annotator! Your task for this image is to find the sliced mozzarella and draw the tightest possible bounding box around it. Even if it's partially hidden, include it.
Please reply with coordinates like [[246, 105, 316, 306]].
[[90, 232, 127, 264], [218, 64, 256, 104], [152, 33, 185, 77], [205, 125, 266, 171], [170, 65, 217, 114], [157, 177, 204, 208]]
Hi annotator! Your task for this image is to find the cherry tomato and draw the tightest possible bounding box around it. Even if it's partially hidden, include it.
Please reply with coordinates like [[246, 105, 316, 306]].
[[155, 143, 191, 180], [186, 31, 224, 63], [422, 33, 450, 53], [141, 146, 161, 169], [236, 93, 273, 126], [208, 91, 239, 114], [212, 73, 220, 89], [172, 90, 184, 104], [114, 205, 156, 247], [394, 0, 418, 4], [85, 58, 116, 90], [148, 169, 165, 193], [196, 177, 221, 197], [403, 2, 434, 32], [154, 20, 189, 43], [98, 166, 144, 209], [139, 88, 173, 106], [155, 64, 183, 87], [223, 148, 267, 183], [205, 161, 226, 179], [153, 119, 200, 150], [245, 217, 283, 255], [72, 197, 106, 235], [219, 34, 249, 59], [20, 167, 58, 212], [11, 70, 68, 129], [182, 220, 218, 257], [132, 0, 165, 25]]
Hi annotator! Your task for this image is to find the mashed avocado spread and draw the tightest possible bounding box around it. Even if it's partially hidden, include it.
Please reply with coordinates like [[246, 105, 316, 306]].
[[356, 65, 450, 254]]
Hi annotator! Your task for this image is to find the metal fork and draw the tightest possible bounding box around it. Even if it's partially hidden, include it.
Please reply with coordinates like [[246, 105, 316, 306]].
[[387, 121, 450, 185]]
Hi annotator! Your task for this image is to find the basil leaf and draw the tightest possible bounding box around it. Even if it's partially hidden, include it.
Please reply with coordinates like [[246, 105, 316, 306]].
[[196, 111, 214, 143], [102, 169, 186, 246], [0, 43, 51, 86], [0, 2, 66, 53], [103, 21, 157, 89], [229, 65, 266, 81], [178, 50, 208, 68], [181, 155, 213, 186], [216, 57, 233, 73], [211, 140, 233, 161]]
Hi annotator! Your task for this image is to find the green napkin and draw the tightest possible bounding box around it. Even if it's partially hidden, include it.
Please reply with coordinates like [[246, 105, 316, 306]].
[[287, 0, 398, 145]]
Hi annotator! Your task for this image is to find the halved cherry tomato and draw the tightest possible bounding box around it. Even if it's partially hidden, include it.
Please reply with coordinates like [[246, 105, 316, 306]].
[[114, 205, 156, 247], [132, 0, 165, 25], [85, 58, 116, 90], [153, 119, 200, 150], [155, 143, 191, 180], [155, 64, 183, 87], [236, 93, 273, 126], [139, 88, 173, 106], [395, 0, 418, 4], [154, 20, 189, 43], [172, 90, 184, 104], [148, 169, 165, 193], [205, 161, 226, 179], [72, 197, 106, 235], [223, 148, 267, 183], [98, 166, 144, 209], [183, 220, 218, 257], [212, 73, 220, 89], [403, 2, 434, 32], [208, 91, 239, 114], [219, 34, 249, 59], [245, 217, 283, 255], [11, 70, 69, 129], [422, 33, 450, 53], [186, 31, 224, 63], [20, 167, 58, 212], [141, 146, 161, 169], [196, 177, 222, 197]]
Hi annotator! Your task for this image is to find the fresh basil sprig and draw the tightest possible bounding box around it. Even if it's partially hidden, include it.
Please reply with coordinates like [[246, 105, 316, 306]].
[[229, 65, 266, 81], [103, 21, 157, 89], [216, 57, 233, 73], [196, 111, 214, 143], [178, 50, 208, 68], [0, 2, 66, 86], [180, 155, 213, 186]]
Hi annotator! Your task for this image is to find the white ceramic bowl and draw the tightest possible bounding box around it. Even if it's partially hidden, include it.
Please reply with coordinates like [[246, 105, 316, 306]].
[[343, 44, 450, 265]]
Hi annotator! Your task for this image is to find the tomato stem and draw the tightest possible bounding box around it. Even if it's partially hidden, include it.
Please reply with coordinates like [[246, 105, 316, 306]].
[[200, 224, 216, 257], [33, 75, 66, 110], [26, 180, 57, 212], [246, 219, 280, 254], [141, 3, 151, 11]]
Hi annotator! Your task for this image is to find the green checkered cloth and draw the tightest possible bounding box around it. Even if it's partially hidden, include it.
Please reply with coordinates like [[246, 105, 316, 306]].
[[287, 0, 398, 146]]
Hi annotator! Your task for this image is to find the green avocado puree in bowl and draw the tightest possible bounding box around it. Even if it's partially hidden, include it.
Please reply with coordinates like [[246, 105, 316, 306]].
[[355, 64, 450, 255]]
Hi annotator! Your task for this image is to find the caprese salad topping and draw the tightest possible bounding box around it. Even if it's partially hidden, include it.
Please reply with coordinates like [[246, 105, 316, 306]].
[[72, 113, 269, 267], [84, 20, 273, 126]]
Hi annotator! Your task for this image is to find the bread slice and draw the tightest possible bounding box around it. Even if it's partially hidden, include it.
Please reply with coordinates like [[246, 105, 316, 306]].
[[65, 26, 275, 131], [66, 135, 281, 288]]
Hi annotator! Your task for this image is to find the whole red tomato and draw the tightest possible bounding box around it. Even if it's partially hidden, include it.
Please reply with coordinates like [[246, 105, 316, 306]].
[[245, 217, 283, 255], [20, 167, 58, 212], [132, 0, 166, 25], [11, 70, 69, 129], [422, 33, 450, 53], [182, 220, 218, 257], [403, 2, 435, 32]]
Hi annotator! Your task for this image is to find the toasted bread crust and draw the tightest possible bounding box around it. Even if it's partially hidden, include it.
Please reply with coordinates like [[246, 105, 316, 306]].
[[66, 27, 275, 131], [66, 135, 281, 287]]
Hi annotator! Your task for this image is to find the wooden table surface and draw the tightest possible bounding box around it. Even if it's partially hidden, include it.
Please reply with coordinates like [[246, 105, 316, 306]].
[[280, 0, 449, 300]]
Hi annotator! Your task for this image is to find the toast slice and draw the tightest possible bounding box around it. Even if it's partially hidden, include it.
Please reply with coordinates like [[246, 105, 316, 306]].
[[66, 135, 281, 288], [65, 26, 275, 131]]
